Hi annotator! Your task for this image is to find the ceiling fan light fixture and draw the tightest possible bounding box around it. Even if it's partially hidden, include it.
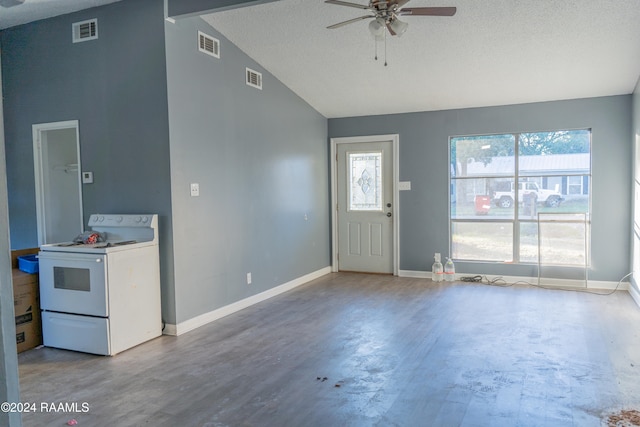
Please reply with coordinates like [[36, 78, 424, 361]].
[[389, 18, 409, 36], [368, 18, 385, 39]]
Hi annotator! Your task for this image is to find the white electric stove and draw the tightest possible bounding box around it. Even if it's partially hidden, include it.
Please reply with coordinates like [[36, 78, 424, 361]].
[[38, 214, 162, 355]]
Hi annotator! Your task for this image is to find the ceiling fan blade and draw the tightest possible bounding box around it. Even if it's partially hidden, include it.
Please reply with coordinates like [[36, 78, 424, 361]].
[[324, 0, 372, 10], [327, 15, 375, 29], [399, 7, 457, 16]]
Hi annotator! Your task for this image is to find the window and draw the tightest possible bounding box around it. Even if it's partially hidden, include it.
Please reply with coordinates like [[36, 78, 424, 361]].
[[567, 175, 583, 195], [348, 151, 383, 211], [450, 130, 591, 265]]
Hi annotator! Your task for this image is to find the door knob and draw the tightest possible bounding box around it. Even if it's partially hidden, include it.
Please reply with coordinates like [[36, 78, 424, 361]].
[[386, 212, 392, 217]]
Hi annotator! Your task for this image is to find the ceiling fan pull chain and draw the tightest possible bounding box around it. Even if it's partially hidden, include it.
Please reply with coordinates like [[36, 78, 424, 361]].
[[374, 37, 378, 61], [384, 30, 388, 66]]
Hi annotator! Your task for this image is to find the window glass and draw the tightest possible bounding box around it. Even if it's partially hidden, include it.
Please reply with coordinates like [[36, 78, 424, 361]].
[[451, 134, 515, 178], [348, 151, 382, 211], [451, 222, 513, 262], [450, 129, 591, 265], [450, 177, 514, 219]]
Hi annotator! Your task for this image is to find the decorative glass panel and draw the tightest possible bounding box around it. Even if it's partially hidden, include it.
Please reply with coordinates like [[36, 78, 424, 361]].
[[349, 151, 382, 211]]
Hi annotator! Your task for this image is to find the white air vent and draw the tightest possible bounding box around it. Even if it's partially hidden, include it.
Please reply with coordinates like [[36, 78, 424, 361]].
[[72, 19, 98, 43], [246, 68, 262, 90], [198, 31, 220, 58]]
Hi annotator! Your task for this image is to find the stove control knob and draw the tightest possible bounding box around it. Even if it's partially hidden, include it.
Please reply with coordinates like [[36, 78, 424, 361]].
[[116, 216, 123, 223], [135, 216, 142, 223], [142, 216, 148, 223], [98, 216, 104, 222]]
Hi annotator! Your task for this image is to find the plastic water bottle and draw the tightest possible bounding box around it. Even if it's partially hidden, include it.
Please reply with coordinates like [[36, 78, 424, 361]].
[[432, 253, 444, 282], [444, 257, 455, 282]]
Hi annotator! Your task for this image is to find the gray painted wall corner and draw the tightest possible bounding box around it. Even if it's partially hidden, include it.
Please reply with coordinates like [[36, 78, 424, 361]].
[[1, 0, 177, 323], [164, 17, 330, 324]]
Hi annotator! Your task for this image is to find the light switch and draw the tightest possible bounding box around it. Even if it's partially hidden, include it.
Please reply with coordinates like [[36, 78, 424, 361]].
[[190, 183, 200, 197], [82, 171, 93, 184]]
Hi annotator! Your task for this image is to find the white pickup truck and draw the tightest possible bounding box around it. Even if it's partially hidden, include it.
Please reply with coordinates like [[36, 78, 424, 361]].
[[492, 181, 564, 208]]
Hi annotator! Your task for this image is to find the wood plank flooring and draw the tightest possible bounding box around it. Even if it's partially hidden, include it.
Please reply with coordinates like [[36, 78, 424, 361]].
[[17, 273, 640, 426]]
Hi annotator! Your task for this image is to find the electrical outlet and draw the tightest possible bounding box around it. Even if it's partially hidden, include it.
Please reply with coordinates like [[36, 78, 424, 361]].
[[190, 183, 200, 197], [399, 181, 411, 191], [246, 272, 252, 284]]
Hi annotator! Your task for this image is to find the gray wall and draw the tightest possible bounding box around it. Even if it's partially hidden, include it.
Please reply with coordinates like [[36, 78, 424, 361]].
[[329, 96, 632, 282], [1, 0, 176, 323], [164, 17, 330, 324], [632, 79, 640, 294]]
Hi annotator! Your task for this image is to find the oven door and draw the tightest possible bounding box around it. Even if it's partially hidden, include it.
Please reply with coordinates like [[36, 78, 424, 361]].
[[38, 251, 108, 317]]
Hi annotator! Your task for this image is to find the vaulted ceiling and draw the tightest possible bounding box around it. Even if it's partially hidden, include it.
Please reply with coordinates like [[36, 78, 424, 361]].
[[202, 0, 640, 118], [3, 0, 640, 118]]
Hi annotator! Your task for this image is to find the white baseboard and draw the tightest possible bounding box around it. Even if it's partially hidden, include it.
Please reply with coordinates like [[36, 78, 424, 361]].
[[163, 266, 332, 336], [398, 270, 629, 291], [162, 323, 177, 336], [398, 270, 431, 279]]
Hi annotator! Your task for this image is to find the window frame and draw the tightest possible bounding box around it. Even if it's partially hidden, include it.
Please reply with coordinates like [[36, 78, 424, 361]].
[[449, 129, 592, 266]]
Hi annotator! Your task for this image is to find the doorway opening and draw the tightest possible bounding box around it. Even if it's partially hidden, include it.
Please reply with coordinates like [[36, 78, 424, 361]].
[[32, 121, 84, 245]]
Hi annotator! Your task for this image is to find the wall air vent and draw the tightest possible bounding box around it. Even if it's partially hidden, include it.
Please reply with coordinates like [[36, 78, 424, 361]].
[[72, 19, 98, 43], [198, 31, 220, 58], [246, 68, 262, 90]]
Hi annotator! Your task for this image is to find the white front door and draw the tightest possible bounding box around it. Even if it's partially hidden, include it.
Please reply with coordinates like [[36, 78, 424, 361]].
[[336, 138, 395, 273]]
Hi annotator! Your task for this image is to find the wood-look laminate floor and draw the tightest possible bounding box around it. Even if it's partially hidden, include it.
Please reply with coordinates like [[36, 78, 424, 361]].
[[17, 273, 640, 426]]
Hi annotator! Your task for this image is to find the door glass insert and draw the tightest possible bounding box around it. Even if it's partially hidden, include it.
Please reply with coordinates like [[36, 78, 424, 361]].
[[348, 151, 383, 211], [54, 266, 90, 292]]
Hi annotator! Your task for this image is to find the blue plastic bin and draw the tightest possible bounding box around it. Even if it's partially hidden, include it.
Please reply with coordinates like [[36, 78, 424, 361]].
[[18, 255, 39, 274]]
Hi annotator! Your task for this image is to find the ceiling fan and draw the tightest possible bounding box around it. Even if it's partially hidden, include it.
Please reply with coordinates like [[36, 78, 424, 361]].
[[325, 0, 456, 37]]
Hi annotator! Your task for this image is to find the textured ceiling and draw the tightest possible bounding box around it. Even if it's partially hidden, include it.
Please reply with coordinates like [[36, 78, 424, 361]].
[[203, 0, 640, 118], [2, 1, 639, 119], [0, 0, 122, 30]]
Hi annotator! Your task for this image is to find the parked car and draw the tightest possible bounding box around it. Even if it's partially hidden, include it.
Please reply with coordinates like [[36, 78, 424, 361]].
[[492, 181, 564, 208]]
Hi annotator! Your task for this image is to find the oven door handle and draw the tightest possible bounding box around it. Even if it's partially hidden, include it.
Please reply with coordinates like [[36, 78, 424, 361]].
[[39, 253, 107, 263]]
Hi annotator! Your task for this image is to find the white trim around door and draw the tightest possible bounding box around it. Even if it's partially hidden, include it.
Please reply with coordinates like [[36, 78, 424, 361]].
[[330, 134, 400, 275], [32, 120, 84, 246]]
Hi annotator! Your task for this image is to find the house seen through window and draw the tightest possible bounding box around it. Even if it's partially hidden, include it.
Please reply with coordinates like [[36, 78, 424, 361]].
[[450, 130, 591, 265]]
